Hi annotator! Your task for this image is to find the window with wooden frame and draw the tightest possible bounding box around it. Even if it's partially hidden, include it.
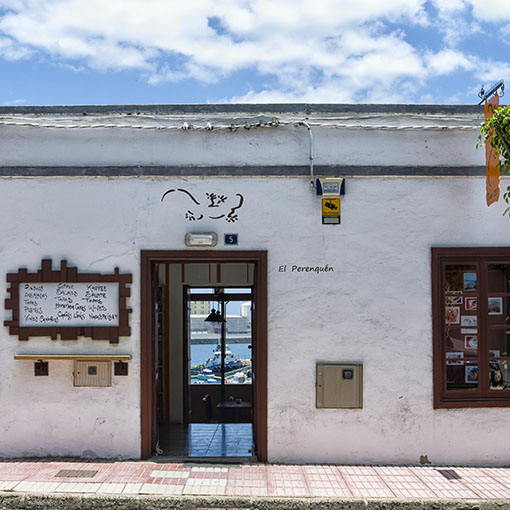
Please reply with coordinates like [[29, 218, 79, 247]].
[[432, 247, 510, 408]]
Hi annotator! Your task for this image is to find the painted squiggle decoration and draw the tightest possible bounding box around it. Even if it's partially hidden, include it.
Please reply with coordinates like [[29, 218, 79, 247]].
[[161, 189, 245, 223]]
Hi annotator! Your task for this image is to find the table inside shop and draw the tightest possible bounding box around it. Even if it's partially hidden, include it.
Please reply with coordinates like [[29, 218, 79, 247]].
[[216, 401, 253, 422]]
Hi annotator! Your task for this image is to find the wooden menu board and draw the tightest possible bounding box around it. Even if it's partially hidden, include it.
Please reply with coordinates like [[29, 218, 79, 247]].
[[4, 259, 131, 343]]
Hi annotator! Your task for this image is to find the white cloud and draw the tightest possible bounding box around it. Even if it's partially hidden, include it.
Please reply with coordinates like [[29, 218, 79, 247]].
[[468, 0, 510, 22], [425, 49, 475, 75], [0, 0, 506, 103], [0, 35, 31, 59], [432, 0, 467, 14], [429, 0, 482, 47], [474, 59, 510, 86], [0, 1, 25, 8]]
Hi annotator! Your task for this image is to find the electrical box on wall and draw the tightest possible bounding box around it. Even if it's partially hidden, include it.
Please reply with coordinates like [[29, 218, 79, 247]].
[[315, 178, 345, 225], [316, 178, 345, 197], [316, 362, 363, 408], [74, 361, 112, 387]]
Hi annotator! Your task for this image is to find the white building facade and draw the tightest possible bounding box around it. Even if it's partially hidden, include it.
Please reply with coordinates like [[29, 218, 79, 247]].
[[0, 103, 507, 465]]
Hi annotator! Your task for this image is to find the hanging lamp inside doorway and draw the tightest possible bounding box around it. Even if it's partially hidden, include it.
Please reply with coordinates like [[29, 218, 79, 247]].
[[204, 307, 225, 323], [205, 289, 225, 323]]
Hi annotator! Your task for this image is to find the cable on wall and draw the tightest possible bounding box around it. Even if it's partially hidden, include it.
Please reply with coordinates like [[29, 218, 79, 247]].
[[297, 121, 315, 189]]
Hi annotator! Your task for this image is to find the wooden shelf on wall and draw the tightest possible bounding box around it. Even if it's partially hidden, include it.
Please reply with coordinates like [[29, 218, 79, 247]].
[[14, 354, 131, 361]]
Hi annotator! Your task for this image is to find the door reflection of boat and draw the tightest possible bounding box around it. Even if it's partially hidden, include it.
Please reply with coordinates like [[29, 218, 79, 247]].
[[205, 344, 244, 374]]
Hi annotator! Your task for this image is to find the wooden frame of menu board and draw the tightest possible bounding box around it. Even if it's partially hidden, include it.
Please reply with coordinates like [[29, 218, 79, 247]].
[[4, 259, 132, 343]]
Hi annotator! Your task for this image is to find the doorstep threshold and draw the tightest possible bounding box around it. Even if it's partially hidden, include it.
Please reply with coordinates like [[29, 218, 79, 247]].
[[151, 455, 257, 464]]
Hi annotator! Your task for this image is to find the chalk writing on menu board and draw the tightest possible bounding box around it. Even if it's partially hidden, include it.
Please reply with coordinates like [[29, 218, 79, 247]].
[[19, 283, 119, 327]]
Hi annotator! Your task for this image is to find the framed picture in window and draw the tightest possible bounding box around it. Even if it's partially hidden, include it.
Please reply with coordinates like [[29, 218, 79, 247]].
[[446, 352, 464, 365], [445, 306, 460, 324], [465, 297, 477, 311], [461, 315, 477, 327], [464, 336, 478, 349], [465, 365, 479, 384], [464, 273, 477, 291], [488, 297, 503, 315]]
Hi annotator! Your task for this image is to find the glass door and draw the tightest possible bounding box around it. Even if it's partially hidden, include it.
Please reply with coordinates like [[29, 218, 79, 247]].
[[186, 287, 253, 422]]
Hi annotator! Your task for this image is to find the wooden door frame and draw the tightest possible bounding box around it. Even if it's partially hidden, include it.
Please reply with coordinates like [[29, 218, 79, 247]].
[[140, 250, 268, 460]]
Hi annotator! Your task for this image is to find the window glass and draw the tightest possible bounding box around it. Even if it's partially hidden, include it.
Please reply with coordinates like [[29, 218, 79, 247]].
[[488, 264, 510, 294], [487, 327, 510, 356], [223, 288, 251, 294], [489, 360, 510, 390], [189, 300, 220, 384], [445, 331, 478, 358], [434, 251, 510, 406], [445, 265, 477, 294], [224, 300, 252, 384], [189, 297, 252, 385], [444, 265, 479, 387], [189, 288, 215, 294], [446, 361, 478, 391]]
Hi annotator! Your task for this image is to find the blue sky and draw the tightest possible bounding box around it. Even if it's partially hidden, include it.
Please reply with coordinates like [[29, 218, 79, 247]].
[[0, 0, 509, 106]]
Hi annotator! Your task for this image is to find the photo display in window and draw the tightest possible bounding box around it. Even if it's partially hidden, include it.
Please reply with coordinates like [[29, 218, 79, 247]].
[[446, 361, 479, 391], [445, 265, 477, 294], [444, 265, 479, 390], [486, 264, 510, 390], [487, 297, 509, 328], [433, 250, 510, 405]]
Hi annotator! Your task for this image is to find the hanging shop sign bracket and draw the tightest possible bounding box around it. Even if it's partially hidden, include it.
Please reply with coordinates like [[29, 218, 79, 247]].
[[478, 80, 505, 105]]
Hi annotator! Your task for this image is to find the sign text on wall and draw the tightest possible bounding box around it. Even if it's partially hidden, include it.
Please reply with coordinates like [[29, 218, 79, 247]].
[[278, 264, 335, 273], [5, 259, 131, 343], [20, 282, 119, 327]]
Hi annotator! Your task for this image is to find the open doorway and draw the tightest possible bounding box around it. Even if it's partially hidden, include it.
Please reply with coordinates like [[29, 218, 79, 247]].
[[140, 251, 267, 461]]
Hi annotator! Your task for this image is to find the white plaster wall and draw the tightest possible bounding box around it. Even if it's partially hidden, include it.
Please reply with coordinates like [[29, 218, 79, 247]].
[[0, 122, 484, 167], [0, 175, 510, 463]]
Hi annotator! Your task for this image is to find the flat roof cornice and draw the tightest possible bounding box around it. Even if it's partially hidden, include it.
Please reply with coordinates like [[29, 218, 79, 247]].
[[0, 103, 485, 116]]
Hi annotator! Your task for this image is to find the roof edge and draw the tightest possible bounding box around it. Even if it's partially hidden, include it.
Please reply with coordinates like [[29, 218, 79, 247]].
[[0, 103, 485, 116]]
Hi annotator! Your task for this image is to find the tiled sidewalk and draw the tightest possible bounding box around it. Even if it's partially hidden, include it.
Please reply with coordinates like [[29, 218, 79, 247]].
[[0, 460, 510, 500]]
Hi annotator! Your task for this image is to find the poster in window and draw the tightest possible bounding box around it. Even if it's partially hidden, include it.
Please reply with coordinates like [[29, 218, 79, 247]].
[[464, 336, 478, 349], [465, 297, 477, 311], [445, 306, 460, 324], [465, 365, 479, 383], [488, 297, 503, 315], [446, 352, 464, 365], [461, 315, 478, 327], [463, 273, 477, 291], [446, 296, 463, 305]]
